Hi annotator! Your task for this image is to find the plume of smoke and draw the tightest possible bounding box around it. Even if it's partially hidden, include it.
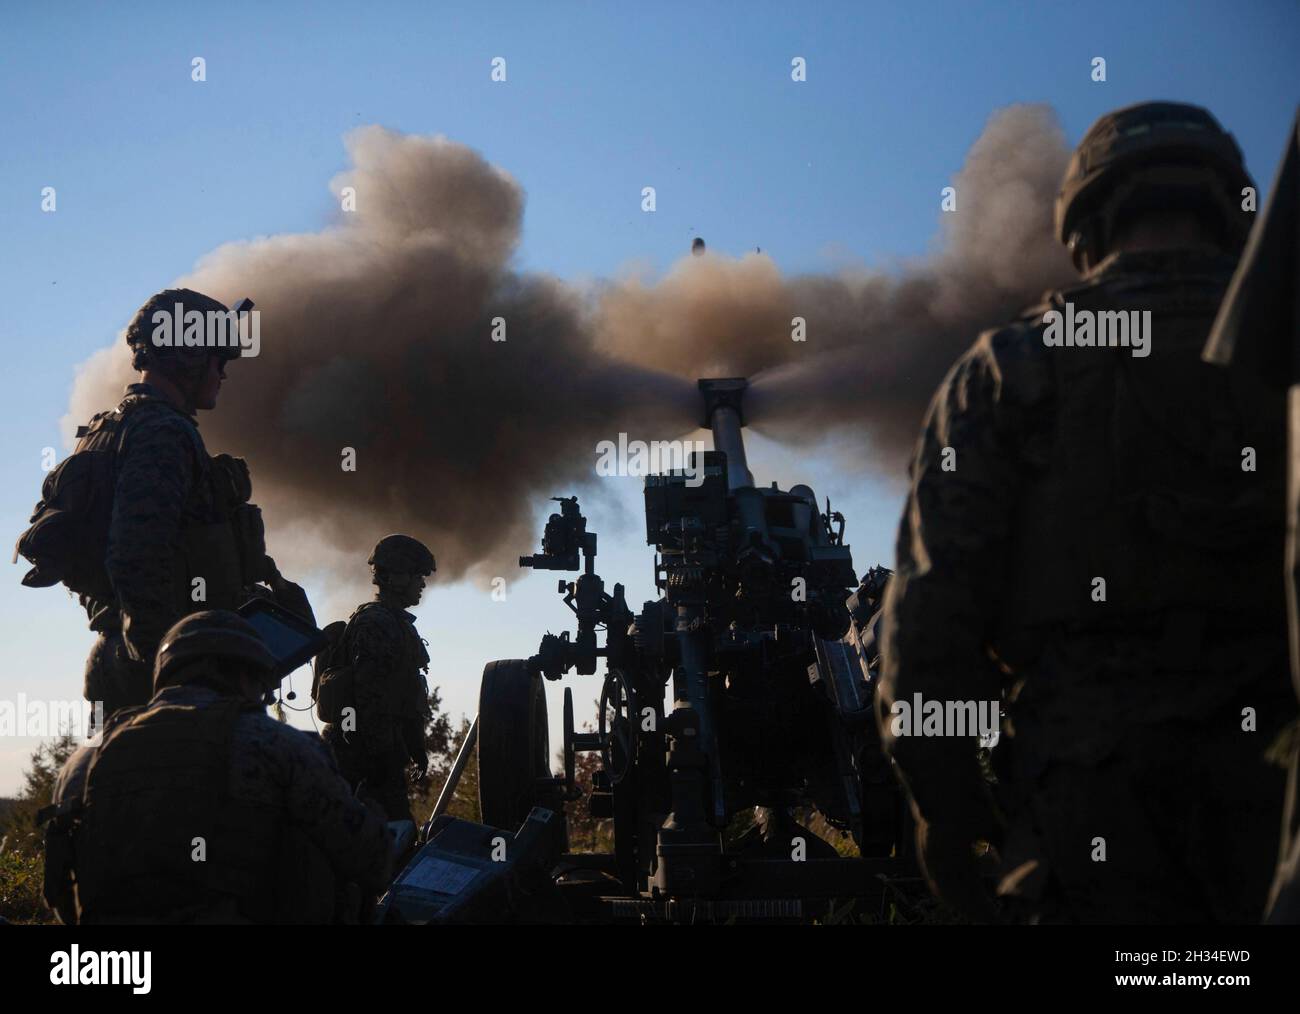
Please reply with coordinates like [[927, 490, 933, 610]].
[[594, 103, 1076, 467], [66, 127, 695, 586], [66, 105, 1073, 585]]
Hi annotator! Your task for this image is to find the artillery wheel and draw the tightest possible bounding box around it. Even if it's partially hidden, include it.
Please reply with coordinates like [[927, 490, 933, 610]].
[[478, 659, 550, 831]]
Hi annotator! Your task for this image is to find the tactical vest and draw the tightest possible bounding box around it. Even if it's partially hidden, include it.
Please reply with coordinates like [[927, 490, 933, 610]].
[[173, 448, 263, 616], [17, 389, 267, 621], [994, 258, 1286, 666], [346, 602, 431, 698], [73, 695, 285, 923], [326, 603, 429, 755]]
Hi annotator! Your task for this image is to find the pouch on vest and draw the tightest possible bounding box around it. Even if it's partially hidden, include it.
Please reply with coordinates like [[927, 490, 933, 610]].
[[177, 521, 246, 612], [211, 453, 272, 587]]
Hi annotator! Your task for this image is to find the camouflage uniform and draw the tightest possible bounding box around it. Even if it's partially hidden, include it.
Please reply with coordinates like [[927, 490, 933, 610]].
[[82, 382, 249, 718], [51, 684, 391, 924], [46, 610, 391, 925], [323, 601, 431, 824], [50, 288, 281, 721], [880, 247, 1293, 923]]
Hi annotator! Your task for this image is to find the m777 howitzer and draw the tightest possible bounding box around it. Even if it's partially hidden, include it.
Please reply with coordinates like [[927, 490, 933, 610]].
[[379, 379, 908, 924]]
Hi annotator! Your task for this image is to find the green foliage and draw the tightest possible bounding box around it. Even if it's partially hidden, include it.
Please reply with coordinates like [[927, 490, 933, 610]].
[[423, 685, 458, 776], [563, 724, 613, 853], [0, 847, 49, 924], [408, 691, 480, 826], [1, 732, 78, 846], [0, 731, 79, 924], [436, 717, 482, 824]]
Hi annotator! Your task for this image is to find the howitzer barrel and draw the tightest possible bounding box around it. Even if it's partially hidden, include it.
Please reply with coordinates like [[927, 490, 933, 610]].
[[699, 378, 754, 491]]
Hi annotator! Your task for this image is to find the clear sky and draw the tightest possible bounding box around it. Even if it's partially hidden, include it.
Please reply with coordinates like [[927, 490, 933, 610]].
[[1, 0, 1297, 793]]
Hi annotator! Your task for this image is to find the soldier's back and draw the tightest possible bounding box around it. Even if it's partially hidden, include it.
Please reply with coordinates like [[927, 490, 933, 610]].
[[71, 684, 389, 923], [989, 251, 1291, 923]]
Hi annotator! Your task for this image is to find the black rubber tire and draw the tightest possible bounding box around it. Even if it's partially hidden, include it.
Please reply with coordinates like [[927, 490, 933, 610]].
[[478, 659, 550, 831]]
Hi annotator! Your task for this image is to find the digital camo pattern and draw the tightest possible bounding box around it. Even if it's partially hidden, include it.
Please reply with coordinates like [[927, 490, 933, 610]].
[[53, 684, 391, 923], [323, 601, 430, 823], [83, 384, 215, 713]]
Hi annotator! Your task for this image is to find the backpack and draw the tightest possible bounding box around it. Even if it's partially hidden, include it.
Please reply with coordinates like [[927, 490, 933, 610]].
[[14, 402, 146, 602], [312, 619, 353, 723]]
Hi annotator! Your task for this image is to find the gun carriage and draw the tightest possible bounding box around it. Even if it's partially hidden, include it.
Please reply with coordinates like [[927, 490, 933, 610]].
[[382, 379, 907, 923]]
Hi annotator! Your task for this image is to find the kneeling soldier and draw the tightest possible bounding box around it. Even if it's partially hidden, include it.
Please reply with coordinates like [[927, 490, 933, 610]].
[[43, 610, 392, 924]]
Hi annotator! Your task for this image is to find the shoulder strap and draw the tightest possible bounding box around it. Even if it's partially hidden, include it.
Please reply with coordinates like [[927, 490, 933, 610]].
[[70, 394, 158, 468], [349, 601, 384, 621]]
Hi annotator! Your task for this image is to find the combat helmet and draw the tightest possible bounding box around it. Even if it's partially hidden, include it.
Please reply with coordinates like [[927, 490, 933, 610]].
[[153, 609, 276, 693], [124, 287, 246, 373], [368, 534, 436, 576], [1055, 101, 1254, 270]]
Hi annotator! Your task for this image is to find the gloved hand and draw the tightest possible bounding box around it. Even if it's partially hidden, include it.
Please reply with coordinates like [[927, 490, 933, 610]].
[[409, 753, 429, 785]]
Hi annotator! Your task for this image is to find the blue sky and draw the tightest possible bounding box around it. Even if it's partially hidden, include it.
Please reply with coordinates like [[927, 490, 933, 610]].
[[1, 0, 1297, 792]]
